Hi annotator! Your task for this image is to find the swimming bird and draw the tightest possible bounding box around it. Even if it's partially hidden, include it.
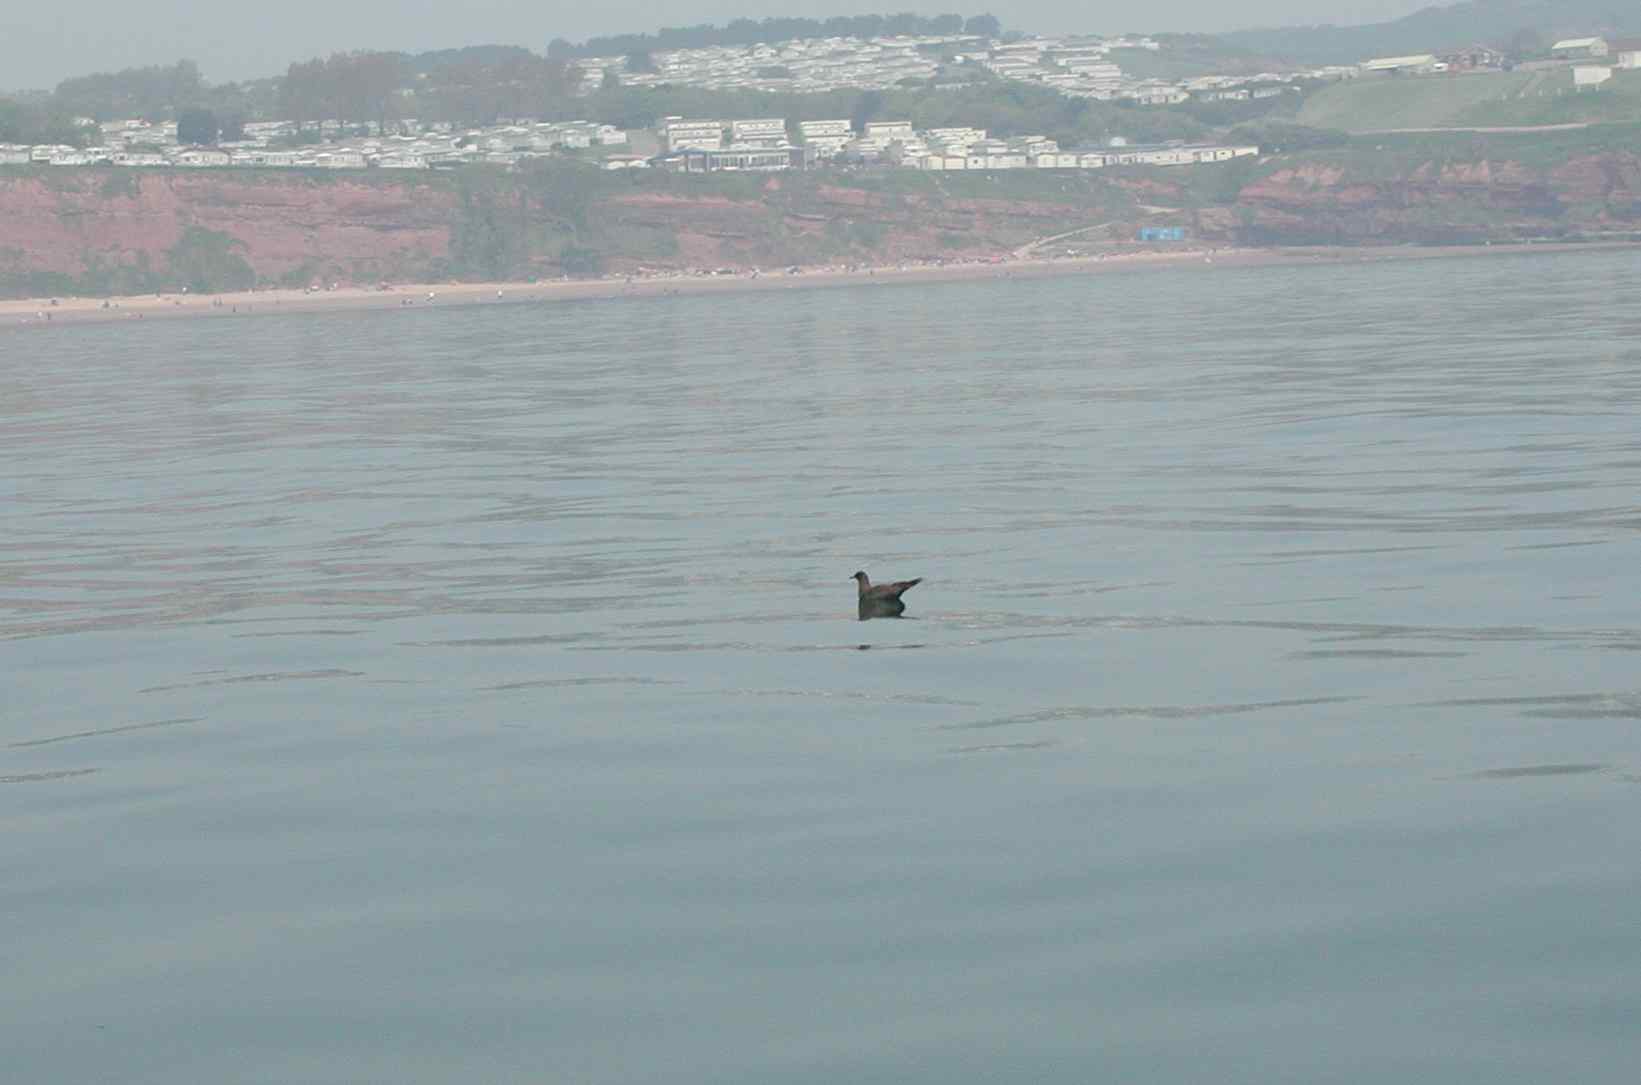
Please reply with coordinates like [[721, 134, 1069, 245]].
[[852, 570, 922, 618]]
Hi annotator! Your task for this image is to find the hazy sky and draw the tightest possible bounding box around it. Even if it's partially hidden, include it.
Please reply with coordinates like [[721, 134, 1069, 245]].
[[5, 1, 1445, 90]]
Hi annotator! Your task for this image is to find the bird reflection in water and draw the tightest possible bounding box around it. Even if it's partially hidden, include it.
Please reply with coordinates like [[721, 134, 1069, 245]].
[[860, 597, 911, 620]]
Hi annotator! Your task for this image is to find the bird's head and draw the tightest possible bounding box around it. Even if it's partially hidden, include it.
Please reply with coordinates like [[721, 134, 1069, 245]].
[[851, 571, 869, 585]]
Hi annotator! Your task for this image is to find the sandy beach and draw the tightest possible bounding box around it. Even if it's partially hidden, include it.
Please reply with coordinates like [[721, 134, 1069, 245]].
[[3, 241, 1636, 329]]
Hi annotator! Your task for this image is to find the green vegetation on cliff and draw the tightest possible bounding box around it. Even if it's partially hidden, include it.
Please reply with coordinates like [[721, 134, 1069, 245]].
[[166, 226, 256, 293]]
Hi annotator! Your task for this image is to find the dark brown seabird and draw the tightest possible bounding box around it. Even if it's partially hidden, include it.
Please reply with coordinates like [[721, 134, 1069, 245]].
[[852, 571, 922, 617]]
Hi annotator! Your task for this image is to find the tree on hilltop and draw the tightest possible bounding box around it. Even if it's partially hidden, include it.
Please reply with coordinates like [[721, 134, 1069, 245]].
[[54, 59, 203, 121], [177, 107, 220, 145], [0, 96, 95, 147], [850, 90, 884, 133], [279, 52, 406, 134], [1507, 28, 1545, 59], [964, 14, 1002, 37]]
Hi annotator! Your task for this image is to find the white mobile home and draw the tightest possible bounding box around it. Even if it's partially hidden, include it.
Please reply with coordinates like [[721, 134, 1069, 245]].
[[1552, 38, 1609, 59], [863, 120, 915, 142], [1359, 54, 1439, 76]]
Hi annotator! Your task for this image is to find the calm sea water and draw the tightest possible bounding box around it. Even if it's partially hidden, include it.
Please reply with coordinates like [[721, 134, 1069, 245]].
[[5, 250, 1641, 1083]]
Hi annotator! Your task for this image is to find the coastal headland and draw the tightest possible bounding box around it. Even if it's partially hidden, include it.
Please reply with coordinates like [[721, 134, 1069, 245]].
[[3, 123, 1639, 319]]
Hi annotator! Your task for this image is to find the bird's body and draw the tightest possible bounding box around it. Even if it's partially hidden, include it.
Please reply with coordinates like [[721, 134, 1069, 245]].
[[852, 571, 922, 617]]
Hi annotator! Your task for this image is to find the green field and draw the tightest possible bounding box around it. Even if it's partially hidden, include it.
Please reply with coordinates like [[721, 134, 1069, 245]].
[[1106, 45, 1286, 81], [1297, 67, 1641, 131], [1269, 122, 1641, 176], [1297, 70, 1548, 131], [1457, 68, 1641, 127]]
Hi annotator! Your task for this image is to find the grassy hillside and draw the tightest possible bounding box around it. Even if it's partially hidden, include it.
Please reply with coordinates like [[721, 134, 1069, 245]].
[[1458, 67, 1641, 126], [1106, 42, 1287, 81], [1296, 68, 1605, 130], [1222, 0, 1641, 65]]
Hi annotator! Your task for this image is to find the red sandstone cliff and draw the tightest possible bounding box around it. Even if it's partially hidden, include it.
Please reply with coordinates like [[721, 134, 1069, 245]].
[[0, 172, 455, 286], [1227, 153, 1641, 242], [2, 152, 1638, 296]]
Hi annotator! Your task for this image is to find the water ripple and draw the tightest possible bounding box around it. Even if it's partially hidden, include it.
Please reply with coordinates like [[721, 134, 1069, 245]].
[[1, 768, 99, 784], [1467, 764, 1608, 780], [944, 696, 1358, 732], [9, 717, 204, 748], [137, 669, 361, 694]]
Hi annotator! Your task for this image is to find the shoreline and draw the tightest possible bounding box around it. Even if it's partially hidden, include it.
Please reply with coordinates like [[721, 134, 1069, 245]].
[[4, 241, 1638, 329]]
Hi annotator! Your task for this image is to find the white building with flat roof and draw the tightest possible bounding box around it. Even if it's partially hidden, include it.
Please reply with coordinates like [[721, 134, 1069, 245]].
[[173, 148, 230, 167], [798, 118, 852, 157], [926, 126, 986, 142], [730, 118, 787, 145], [666, 146, 793, 171], [863, 120, 915, 142], [1553, 37, 1609, 59], [662, 119, 724, 152], [799, 119, 851, 138], [316, 151, 367, 169]]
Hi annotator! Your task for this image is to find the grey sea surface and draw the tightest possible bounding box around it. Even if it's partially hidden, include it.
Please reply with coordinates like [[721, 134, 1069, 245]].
[[5, 249, 1641, 1083]]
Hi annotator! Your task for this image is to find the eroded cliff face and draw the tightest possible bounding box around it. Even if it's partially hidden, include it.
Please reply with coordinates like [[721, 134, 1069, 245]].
[[2, 152, 1638, 296], [598, 183, 1111, 267], [1228, 153, 1641, 243], [0, 172, 455, 287], [4, 170, 1100, 291]]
